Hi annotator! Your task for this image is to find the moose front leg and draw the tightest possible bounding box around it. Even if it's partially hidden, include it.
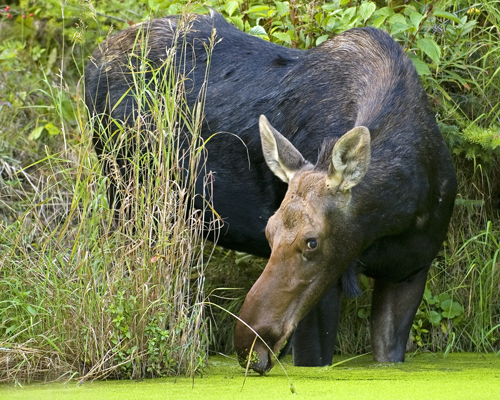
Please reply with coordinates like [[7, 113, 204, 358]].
[[291, 283, 341, 366], [370, 266, 429, 362]]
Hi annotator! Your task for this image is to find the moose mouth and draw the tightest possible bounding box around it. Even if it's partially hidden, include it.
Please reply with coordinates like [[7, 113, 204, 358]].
[[236, 321, 295, 375]]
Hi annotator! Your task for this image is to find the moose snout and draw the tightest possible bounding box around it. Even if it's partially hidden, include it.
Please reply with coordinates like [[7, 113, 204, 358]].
[[234, 330, 274, 375], [233, 298, 290, 374], [234, 316, 291, 374], [233, 254, 312, 374]]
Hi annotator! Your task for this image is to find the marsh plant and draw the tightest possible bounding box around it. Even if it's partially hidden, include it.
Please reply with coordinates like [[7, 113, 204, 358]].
[[0, 10, 218, 381]]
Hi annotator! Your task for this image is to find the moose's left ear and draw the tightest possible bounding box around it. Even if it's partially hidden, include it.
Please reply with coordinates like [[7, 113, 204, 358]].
[[326, 126, 371, 192]]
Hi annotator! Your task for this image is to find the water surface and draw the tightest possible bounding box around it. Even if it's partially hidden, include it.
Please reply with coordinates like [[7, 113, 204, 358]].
[[1, 353, 499, 399]]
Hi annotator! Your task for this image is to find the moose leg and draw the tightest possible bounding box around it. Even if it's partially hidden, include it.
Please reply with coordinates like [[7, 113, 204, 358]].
[[292, 283, 341, 366], [370, 266, 429, 362]]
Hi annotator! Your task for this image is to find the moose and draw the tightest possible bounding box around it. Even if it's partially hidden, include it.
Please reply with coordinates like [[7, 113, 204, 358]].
[[85, 12, 457, 374]]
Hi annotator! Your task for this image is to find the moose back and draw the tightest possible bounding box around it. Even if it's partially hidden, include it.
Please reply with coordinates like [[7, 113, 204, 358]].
[[85, 12, 457, 374]]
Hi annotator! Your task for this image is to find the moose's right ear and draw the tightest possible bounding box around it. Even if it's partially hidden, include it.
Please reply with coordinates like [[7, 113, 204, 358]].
[[326, 126, 371, 192], [259, 115, 309, 183]]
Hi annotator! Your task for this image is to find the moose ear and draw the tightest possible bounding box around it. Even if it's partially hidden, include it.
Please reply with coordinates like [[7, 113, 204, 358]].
[[326, 126, 371, 192], [259, 115, 309, 183]]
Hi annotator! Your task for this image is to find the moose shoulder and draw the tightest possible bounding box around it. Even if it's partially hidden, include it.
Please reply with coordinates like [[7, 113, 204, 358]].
[[85, 13, 457, 374]]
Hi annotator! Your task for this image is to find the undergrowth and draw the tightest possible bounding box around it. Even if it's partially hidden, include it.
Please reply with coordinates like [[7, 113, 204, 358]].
[[1, 8, 217, 382]]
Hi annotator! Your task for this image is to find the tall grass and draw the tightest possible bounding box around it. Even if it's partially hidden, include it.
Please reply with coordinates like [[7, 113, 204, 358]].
[[0, 12, 217, 382]]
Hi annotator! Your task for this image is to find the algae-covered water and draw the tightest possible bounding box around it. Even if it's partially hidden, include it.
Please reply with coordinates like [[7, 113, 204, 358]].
[[1, 353, 499, 400]]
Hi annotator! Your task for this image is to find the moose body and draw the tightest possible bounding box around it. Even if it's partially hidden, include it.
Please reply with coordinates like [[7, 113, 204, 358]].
[[85, 13, 457, 374]]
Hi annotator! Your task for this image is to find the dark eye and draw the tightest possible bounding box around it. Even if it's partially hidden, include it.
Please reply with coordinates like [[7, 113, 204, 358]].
[[306, 239, 318, 250]]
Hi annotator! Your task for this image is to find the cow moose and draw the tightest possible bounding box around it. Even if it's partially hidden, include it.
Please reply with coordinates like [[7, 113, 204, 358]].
[[85, 12, 457, 374]]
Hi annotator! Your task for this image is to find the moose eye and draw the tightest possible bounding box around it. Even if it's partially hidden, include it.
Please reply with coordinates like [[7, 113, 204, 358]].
[[306, 239, 318, 250]]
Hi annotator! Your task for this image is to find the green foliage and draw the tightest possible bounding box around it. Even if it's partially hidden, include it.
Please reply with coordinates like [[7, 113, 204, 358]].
[[424, 289, 465, 321], [2, 0, 499, 160], [411, 287, 465, 348], [145, 316, 179, 377], [446, 124, 500, 163]]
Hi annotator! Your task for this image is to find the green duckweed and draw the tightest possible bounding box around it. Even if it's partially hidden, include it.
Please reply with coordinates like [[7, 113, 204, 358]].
[[1, 353, 499, 400]]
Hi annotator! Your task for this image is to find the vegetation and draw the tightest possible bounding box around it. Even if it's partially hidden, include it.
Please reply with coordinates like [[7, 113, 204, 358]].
[[0, 0, 499, 383]]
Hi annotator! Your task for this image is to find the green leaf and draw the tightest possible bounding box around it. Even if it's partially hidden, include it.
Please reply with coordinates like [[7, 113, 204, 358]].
[[388, 13, 406, 25], [358, 308, 370, 319], [246, 5, 270, 13], [433, 9, 461, 24], [225, 1, 239, 17], [460, 20, 477, 36], [44, 123, 60, 136], [358, 274, 370, 289], [5, 325, 17, 335], [440, 298, 453, 311], [29, 125, 45, 141], [272, 31, 292, 45], [0, 48, 18, 60], [342, 7, 357, 23], [402, 5, 418, 16], [166, 4, 178, 15], [417, 38, 441, 65], [322, 0, 340, 11], [316, 34, 329, 46], [452, 302, 464, 316], [325, 15, 341, 31], [376, 6, 395, 18], [436, 292, 451, 304], [372, 16, 387, 28], [434, 83, 452, 101], [390, 22, 411, 35], [27, 305, 37, 315], [234, 253, 253, 266], [441, 300, 464, 319], [275, 1, 289, 17], [248, 25, 268, 38], [428, 311, 442, 326], [359, 2, 376, 22], [230, 16, 244, 31], [61, 97, 75, 124], [409, 11, 425, 28], [409, 54, 431, 76]]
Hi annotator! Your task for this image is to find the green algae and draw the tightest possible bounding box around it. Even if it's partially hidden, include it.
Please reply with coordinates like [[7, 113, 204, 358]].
[[1, 353, 499, 400], [238, 350, 261, 368]]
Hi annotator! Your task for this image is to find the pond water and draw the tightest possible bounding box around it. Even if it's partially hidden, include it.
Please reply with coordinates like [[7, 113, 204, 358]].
[[1, 353, 499, 399]]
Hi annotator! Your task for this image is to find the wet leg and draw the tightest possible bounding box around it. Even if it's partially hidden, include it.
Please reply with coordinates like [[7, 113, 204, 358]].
[[370, 266, 429, 362]]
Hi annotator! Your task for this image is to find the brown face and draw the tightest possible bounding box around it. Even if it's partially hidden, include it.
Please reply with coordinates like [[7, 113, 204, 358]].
[[234, 171, 344, 373], [233, 116, 371, 374]]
